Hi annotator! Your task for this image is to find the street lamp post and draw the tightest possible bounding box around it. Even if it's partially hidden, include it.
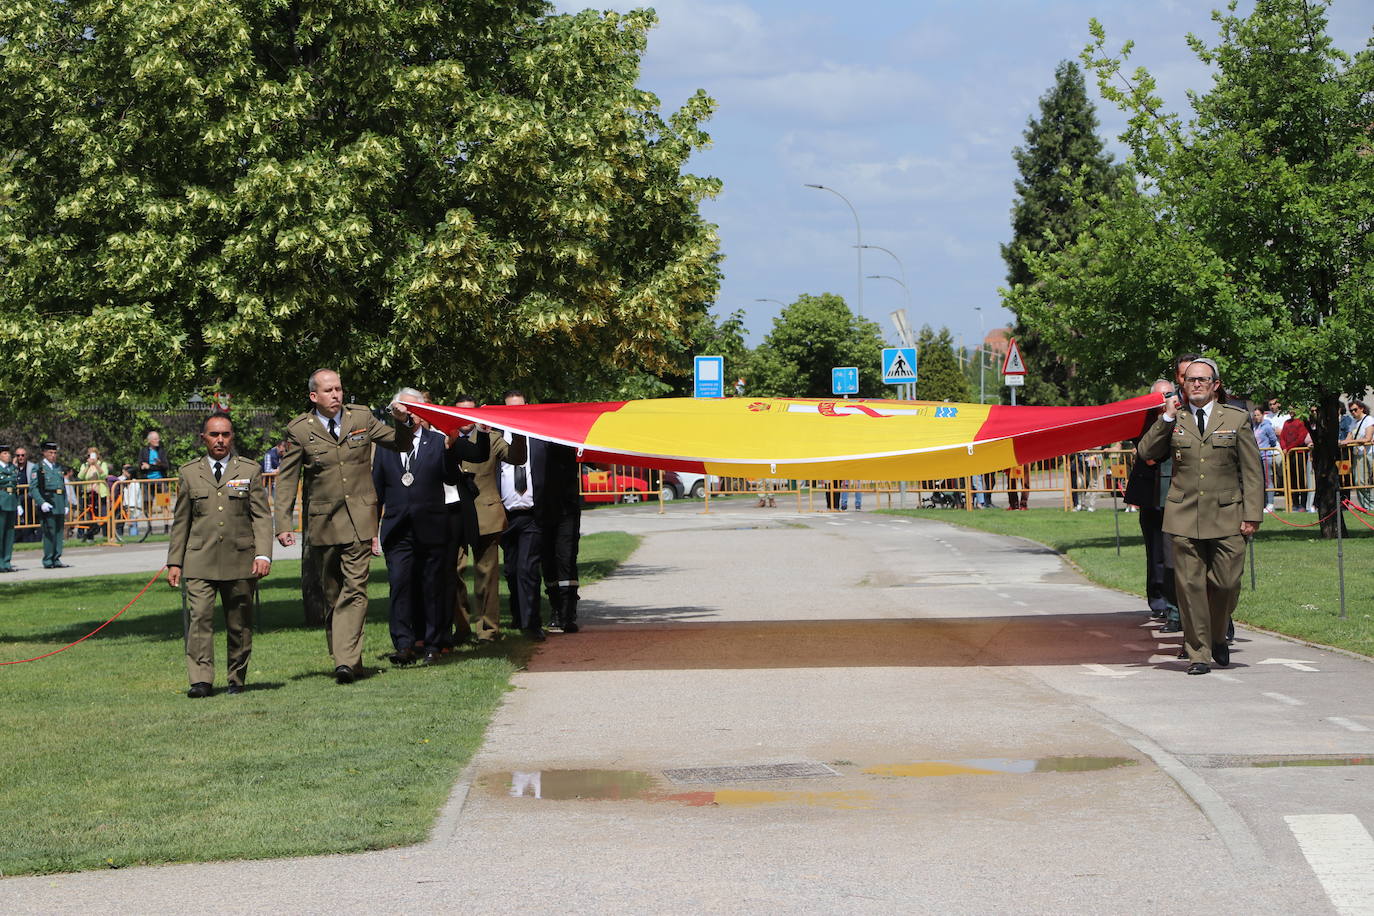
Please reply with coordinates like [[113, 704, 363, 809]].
[[754, 298, 787, 309], [857, 244, 906, 293], [804, 184, 862, 319], [869, 274, 913, 399], [975, 306, 986, 404]]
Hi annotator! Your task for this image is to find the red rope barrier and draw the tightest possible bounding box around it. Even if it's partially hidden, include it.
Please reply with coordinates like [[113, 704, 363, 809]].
[[0, 567, 167, 666], [1266, 505, 1341, 529], [1343, 499, 1374, 531]]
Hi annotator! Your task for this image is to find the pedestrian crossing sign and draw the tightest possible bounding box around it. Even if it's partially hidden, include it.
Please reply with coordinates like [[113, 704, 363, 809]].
[[882, 347, 918, 384]]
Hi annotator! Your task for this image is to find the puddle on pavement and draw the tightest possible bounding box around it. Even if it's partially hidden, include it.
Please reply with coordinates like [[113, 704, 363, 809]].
[[482, 770, 872, 808], [864, 756, 1136, 778], [1251, 756, 1374, 768]]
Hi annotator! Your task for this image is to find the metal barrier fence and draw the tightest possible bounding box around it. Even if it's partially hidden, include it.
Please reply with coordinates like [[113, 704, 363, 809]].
[[7, 446, 1369, 540]]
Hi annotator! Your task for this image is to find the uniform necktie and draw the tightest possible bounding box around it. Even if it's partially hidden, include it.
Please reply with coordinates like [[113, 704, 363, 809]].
[[515, 464, 528, 494], [328, 418, 338, 440], [213, 461, 223, 483], [1196, 408, 1206, 432]]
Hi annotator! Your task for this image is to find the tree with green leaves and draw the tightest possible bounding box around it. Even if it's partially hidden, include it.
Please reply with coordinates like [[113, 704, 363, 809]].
[[749, 294, 888, 398], [1008, 0, 1374, 536], [913, 326, 970, 403], [1001, 60, 1129, 405], [0, 0, 720, 408]]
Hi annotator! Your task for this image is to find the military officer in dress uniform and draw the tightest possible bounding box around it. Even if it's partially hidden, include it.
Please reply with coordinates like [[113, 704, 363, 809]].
[[273, 369, 415, 684], [32, 440, 70, 569], [1138, 357, 1262, 675], [166, 413, 273, 697], [0, 445, 21, 572]]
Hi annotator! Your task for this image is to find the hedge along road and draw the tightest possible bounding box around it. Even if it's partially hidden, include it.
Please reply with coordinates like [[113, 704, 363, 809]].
[[3, 503, 1372, 914]]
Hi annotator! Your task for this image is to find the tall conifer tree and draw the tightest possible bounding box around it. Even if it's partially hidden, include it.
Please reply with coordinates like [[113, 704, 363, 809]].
[[1001, 61, 1125, 405]]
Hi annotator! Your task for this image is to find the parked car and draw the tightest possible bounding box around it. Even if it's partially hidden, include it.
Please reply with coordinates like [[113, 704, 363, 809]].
[[659, 471, 714, 500], [581, 466, 651, 504]]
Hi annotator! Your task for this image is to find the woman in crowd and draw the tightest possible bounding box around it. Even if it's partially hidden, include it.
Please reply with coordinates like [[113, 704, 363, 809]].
[[1251, 407, 1278, 513], [1341, 400, 1374, 510]]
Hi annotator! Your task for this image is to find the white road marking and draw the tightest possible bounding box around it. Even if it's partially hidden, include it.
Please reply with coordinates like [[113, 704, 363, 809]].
[[1081, 663, 1138, 678], [1121, 642, 1157, 650], [1086, 630, 1109, 638], [1327, 717, 1371, 733], [1012, 600, 1028, 607], [1031, 608, 1049, 615], [1263, 692, 1305, 707], [1211, 672, 1240, 683], [1285, 814, 1374, 915], [1259, 657, 1321, 672], [826, 521, 842, 526], [1058, 619, 1076, 626]]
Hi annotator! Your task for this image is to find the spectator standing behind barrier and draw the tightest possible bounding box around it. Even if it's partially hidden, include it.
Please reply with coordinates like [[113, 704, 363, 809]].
[[32, 441, 70, 569], [139, 430, 170, 530], [539, 439, 584, 633], [1124, 381, 1178, 627], [1278, 408, 1313, 512], [1138, 357, 1262, 675], [273, 369, 416, 685], [112, 464, 139, 537], [372, 388, 488, 665], [77, 446, 111, 540], [1251, 408, 1278, 513], [261, 439, 286, 474], [452, 396, 526, 644], [1341, 400, 1374, 511], [166, 413, 273, 698], [0, 445, 20, 572], [12, 447, 36, 543]]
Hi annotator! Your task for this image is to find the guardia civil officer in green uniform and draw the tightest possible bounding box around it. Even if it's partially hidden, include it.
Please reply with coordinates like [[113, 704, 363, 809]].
[[1138, 357, 1262, 675], [167, 413, 273, 698], [32, 440, 70, 569], [273, 369, 415, 684], [0, 444, 22, 572]]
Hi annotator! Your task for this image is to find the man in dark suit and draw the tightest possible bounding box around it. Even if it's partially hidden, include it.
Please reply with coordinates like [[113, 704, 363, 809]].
[[166, 413, 273, 697], [372, 389, 488, 665], [1138, 357, 1262, 675], [540, 441, 583, 633], [499, 391, 548, 641], [1124, 380, 1178, 627]]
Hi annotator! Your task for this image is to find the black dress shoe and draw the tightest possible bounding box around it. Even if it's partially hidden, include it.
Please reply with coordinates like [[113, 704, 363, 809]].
[[52, 562, 71, 568], [1187, 662, 1210, 675], [1212, 642, 1230, 667], [227, 684, 245, 695], [389, 647, 418, 666], [1176, 647, 1188, 660], [334, 665, 356, 684], [562, 620, 580, 634], [521, 627, 546, 642], [422, 648, 441, 665], [187, 682, 212, 698]]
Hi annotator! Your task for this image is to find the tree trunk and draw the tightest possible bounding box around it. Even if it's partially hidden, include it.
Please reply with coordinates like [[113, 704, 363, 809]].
[[1310, 393, 1345, 539]]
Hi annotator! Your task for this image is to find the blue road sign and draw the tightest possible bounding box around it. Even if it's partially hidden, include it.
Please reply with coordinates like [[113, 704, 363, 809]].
[[694, 355, 724, 398], [882, 347, 918, 384], [832, 367, 859, 395]]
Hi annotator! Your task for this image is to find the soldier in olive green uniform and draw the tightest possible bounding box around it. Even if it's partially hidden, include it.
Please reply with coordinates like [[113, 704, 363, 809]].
[[273, 369, 414, 684], [0, 445, 21, 572], [1138, 358, 1262, 675], [32, 440, 70, 569], [167, 414, 273, 697]]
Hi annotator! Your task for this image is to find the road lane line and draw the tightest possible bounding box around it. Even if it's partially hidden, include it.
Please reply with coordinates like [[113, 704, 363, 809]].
[[1211, 672, 1240, 682], [1327, 717, 1371, 733], [1284, 814, 1374, 915], [1263, 692, 1305, 707]]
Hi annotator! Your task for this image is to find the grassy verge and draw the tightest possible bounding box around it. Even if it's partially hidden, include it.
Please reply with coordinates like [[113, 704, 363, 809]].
[[882, 507, 1374, 658], [0, 531, 638, 876]]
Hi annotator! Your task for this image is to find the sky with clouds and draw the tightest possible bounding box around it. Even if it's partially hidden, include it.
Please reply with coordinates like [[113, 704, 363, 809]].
[[559, 0, 1371, 356]]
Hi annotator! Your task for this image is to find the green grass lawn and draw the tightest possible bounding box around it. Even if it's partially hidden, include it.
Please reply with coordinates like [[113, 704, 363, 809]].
[[883, 507, 1374, 658], [0, 531, 638, 876]]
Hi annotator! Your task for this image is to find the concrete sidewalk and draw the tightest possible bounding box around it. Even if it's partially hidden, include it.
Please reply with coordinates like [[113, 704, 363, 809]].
[[2, 506, 1370, 914]]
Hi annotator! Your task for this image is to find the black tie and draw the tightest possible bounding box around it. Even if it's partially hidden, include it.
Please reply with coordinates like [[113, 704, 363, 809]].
[[515, 464, 528, 494], [213, 461, 223, 483], [1196, 408, 1206, 432], [328, 418, 338, 440]]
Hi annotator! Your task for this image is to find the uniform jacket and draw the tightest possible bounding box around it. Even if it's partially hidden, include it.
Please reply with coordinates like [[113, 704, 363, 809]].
[[32, 461, 67, 514], [0, 462, 20, 512], [273, 404, 413, 545], [167, 455, 273, 580], [1139, 402, 1263, 540], [372, 427, 489, 547], [463, 431, 528, 537]]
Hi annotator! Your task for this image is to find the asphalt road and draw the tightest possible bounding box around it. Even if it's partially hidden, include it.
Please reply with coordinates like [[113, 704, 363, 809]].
[[3, 503, 1372, 914]]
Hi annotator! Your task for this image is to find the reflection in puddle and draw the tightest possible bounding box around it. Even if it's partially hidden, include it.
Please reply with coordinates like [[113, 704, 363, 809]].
[[668, 789, 872, 809], [864, 756, 1136, 778], [483, 771, 871, 808], [1251, 756, 1374, 768]]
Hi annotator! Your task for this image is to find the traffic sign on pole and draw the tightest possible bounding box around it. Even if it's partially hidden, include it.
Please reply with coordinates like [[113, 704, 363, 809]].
[[1002, 337, 1026, 375], [694, 355, 724, 398], [882, 347, 918, 384], [831, 367, 859, 395]]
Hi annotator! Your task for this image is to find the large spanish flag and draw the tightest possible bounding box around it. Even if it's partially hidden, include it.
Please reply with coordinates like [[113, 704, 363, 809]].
[[403, 394, 1161, 481]]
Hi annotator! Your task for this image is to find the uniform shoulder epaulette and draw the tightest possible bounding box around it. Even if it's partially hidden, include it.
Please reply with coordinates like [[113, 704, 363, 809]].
[[178, 458, 203, 471]]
